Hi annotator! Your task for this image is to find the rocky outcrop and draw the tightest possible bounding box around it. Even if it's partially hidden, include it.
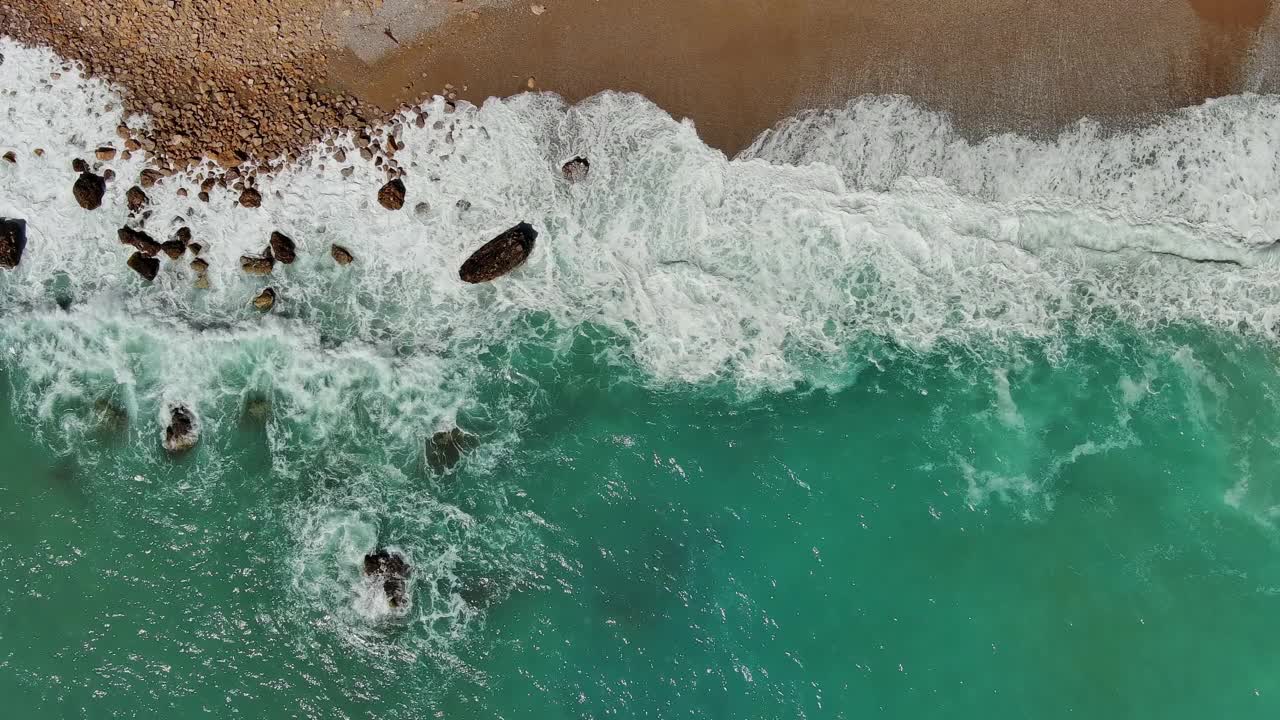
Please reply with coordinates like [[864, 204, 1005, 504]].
[[562, 156, 590, 182], [73, 172, 107, 209], [0, 217, 27, 269], [459, 222, 538, 283], [377, 178, 405, 210], [363, 549, 412, 609], [126, 185, 148, 212], [252, 287, 276, 311], [119, 226, 161, 256], [330, 244, 354, 265], [240, 253, 274, 275], [269, 231, 296, 264], [427, 427, 478, 472], [126, 251, 160, 281], [239, 187, 262, 208], [162, 405, 199, 453]]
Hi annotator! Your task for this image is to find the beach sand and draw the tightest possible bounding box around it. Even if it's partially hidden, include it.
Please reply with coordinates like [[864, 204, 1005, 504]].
[[333, 0, 1279, 154]]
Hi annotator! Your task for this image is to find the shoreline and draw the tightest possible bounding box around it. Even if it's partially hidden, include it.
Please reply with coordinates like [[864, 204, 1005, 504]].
[[0, 0, 1276, 173]]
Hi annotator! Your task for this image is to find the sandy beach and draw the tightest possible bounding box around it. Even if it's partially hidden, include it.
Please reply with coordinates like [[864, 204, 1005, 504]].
[[334, 0, 1280, 154]]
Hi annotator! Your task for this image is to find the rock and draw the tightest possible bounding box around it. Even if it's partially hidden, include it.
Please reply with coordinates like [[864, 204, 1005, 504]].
[[0, 217, 27, 269], [240, 254, 274, 275], [459, 222, 538, 283], [139, 168, 163, 188], [126, 185, 148, 212], [73, 172, 107, 209], [252, 287, 276, 311], [126, 251, 160, 281], [269, 231, 296, 263], [2, 151, 14, 163], [239, 187, 262, 208], [562, 156, 590, 182], [103, 169, 115, 181], [190, 258, 209, 274], [330, 244, 354, 265], [193, 275, 211, 289], [197, 191, 210, 203], [377, 178, 405, 210], [162, 405, 199, 453], [161, 240, 186, 259], [188, 242, 204, 256], [95, 147, 117, 161], [363, 549, 412, 609], [72, 158, 89, 173], [175, 227, 192, 245], [426, 427, 477, 471], [119, 227, 161, 256]]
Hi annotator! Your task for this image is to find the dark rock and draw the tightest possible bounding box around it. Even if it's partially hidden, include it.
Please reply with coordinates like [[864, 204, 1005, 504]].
[[2, 150, 15, 163], [126, 185, 148, 212], [459, 222, 538, 283], [269, 231, 296, 264], [94, 147, 117, 161], [139, 168, 163, 188], [363, 549, 412, 609], [238, 187, 262, 208], [160, 240, 186, 260], [73, 172, 106, 209], [252, 287, 276, 311], [118, 227, 161, 256], [103, 169, 115, 181], [162, 405, 199, 453], [175, 226, 192, 245], [426, 427, 478, 471], [188, 241, 203, 256], [240, 254, 274, 275], [190, 258, 209, 274], [197, 191, 210, 203], [126, 251, 159, 281], [562, 156, 590, 182], [377, 178, 405, 210], [0, 217, 27, 269], [71, 158, 89, 173], [330, 244, 354, 265]]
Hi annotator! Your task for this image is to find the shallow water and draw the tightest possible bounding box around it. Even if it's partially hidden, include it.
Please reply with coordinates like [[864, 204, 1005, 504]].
[[3, 39, 1280, 718]]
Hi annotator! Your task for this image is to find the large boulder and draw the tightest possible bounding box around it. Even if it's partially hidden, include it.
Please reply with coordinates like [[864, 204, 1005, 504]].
[[426, 427, 478, 472], [240, 253, 274, 275], [73, 172, 106, 209], [459, 222, 538, 283], [125, 185, 148, 212], [269, 231, 296, 264], [252, 287, 276, 311], [330, 244, 354, 265], [377, 178, 405, 210], [118, 226, 161, 256], [162, 405, 199, 453], [0, 217, 27, 269], [126, 251, 160, 281], [562, 156, 590, 182], [363, 549, 412, 608]]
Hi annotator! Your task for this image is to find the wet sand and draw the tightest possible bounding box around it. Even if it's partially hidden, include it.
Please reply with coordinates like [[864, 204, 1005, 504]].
[[331, 0, 1277, 154]]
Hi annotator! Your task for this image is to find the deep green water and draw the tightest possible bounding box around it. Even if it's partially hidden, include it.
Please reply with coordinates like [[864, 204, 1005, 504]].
[[3, 324, 1280, 719]]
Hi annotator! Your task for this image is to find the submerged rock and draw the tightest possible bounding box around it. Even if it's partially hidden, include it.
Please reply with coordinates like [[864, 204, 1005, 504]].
[[162, 405, 199, 453], [73, 172, 106, 209], [377, 178, 405, 210], [363, 549, 412, 608], [269, 231, 296, 264], [562, 156, 590, 182], [240, 253, 274, 275], [426, 427, 478, 472], [252, 287, 276, 311], [119, 226, 161, 256], [0, 217, 27, 269], [126, 251, 160, 281], [330, 244, 354, 265], [459, 223, 538, 284]]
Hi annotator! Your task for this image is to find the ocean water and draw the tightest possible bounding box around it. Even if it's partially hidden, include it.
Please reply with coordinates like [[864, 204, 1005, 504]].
[[3, 38, 1280, 718]]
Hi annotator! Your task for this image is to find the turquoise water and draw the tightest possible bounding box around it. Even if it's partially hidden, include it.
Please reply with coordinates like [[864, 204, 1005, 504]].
[[4, 324, 1280, 718], [6, 38, 1280, 719]]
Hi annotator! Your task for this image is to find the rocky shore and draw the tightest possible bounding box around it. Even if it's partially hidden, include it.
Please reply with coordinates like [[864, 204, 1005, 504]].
[[0, 0, 399, 173]]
